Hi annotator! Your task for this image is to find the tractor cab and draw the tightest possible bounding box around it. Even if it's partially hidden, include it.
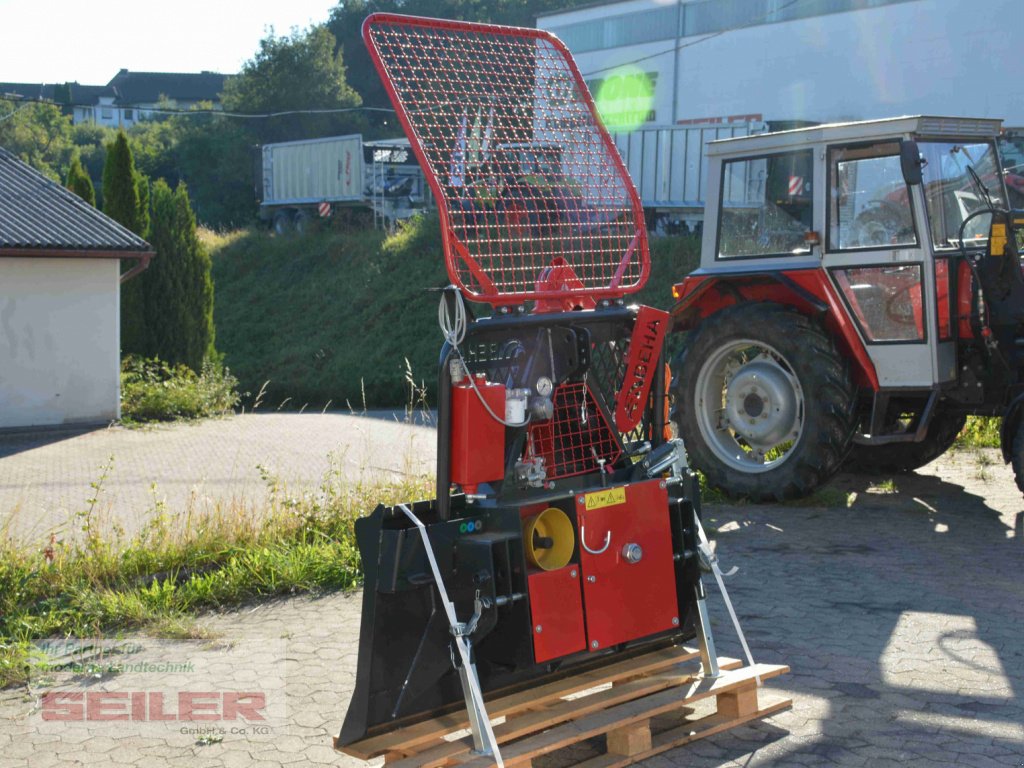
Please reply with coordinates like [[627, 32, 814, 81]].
[[670, 116, 1024, 501]]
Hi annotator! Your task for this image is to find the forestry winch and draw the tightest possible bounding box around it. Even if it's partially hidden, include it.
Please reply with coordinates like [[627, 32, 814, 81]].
[[335, 14, 756, 761]]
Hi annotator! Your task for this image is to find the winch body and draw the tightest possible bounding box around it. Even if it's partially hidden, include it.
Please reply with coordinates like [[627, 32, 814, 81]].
[[338, 307, 703, 746], [338, 13, 706, 747]]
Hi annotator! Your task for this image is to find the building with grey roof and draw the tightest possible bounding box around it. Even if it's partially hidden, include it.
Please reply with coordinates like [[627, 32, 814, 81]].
[[0, 69, 228, 129], [0, 146, 153, 429]]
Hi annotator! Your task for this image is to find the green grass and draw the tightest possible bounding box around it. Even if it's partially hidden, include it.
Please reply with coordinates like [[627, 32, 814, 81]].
[[0, 465, 432, 688], [207, 220, 700, 409], [955, 416, 1000, 449], [208, 219, 446, 409], [868, 477, 898, 494]]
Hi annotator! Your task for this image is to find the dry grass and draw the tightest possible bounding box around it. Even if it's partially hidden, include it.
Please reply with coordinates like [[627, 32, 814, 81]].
[[0, 458, 432, 688]]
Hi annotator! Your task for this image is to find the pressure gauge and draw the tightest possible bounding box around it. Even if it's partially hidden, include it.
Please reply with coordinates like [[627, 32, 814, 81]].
[[535, 376, 553, 397]]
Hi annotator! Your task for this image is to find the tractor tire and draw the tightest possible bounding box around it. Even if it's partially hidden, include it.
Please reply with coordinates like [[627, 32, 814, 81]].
[[845, 410, 967, 474], [673, 303, 857, 502], [1013, 420, 1024, 496]]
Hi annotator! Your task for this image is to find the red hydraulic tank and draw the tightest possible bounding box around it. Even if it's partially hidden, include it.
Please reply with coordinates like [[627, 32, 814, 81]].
[[450, 376, 505, 493]]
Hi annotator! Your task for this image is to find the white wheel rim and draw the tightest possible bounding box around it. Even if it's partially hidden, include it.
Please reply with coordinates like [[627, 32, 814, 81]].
[[693, 339, 805, 474]]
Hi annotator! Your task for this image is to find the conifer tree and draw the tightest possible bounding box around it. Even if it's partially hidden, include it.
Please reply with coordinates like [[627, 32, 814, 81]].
[[143, 180, 215, 370], [142, 180, 179, 363], [174, 182, 216, 369], [65, 153, 95, 206], [134, 171, 151, 238], [102, 131, 141, 233], [104, 131, 150, 356]]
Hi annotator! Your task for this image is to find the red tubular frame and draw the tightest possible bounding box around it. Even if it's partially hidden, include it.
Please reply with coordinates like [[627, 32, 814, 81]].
[[362, 13, 650, 306]]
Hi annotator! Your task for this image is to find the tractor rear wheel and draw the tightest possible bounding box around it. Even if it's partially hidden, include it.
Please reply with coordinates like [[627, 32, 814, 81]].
[[673, 303, 856, 502], [845, 410, 967, 473]]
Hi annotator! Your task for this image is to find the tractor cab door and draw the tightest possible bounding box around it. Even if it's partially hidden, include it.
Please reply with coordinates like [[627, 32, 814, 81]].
[[916, 138, 1011, 376], [822, 139, 945, 387]]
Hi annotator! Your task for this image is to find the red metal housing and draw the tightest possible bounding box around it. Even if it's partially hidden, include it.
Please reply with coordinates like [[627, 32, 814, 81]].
[[576, 479, 679, 650], [527, 566, 587, 663], [450, 378, 505, 493], [615, 305, 669, 433], [525, 480, 681, 661]]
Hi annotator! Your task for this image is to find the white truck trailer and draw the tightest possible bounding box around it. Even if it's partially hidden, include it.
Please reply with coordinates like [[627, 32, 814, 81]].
[[267, 121, 992, 236], [609, 121, 767, 233], [257, 134, 365, 234], [256, 134, 434, 232]]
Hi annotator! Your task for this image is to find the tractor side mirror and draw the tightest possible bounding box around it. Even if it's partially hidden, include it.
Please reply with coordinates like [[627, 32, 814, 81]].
[[900, 140, 923, 186]]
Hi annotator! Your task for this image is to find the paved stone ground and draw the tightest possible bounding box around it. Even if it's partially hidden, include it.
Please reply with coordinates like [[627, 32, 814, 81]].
[[1, 448, 1022, 766], [0, 413, 435, 543]]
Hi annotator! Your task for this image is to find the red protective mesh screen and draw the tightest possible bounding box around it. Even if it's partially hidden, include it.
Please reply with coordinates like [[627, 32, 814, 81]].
[[525, 383, 622, 480], [363, 14, 649, 305]]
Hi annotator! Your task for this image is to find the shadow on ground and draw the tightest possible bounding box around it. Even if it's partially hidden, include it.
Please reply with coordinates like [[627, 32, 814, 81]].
[[686, 457, 1024, 766], [0, 424, 105, 460]]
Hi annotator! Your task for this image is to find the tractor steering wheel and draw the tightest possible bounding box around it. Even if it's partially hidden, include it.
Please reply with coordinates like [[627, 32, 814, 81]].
[[851, 200, 914, 247]]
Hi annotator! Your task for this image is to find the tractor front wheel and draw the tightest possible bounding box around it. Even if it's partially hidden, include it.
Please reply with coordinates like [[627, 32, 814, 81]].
[[845, 410, 967, 474], [674, 303, 856, 502]]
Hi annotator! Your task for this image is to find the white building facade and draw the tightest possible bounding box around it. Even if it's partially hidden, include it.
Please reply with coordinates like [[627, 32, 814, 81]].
[[71, 94, 136, 129], [539, 0, 1024, 129], [0, 258, 123, 429]]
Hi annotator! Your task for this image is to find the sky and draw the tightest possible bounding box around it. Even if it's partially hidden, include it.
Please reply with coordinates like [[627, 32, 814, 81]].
[[1, 0, 338, 85]]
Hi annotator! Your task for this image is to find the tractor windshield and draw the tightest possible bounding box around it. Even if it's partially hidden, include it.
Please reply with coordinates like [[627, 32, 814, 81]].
[[919, 140, 1006, 250]]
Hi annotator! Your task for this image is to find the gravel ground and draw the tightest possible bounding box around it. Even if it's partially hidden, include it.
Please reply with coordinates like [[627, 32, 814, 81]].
[[0, 412, 435, 543]]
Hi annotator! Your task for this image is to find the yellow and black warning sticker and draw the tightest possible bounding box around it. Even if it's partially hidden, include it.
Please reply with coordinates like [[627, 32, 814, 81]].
[[584, 486, 626, 511], [990, 222, 1007, 256]]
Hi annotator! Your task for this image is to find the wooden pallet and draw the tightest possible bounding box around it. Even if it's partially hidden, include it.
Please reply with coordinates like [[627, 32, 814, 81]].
[[336, 645, 791, 768]]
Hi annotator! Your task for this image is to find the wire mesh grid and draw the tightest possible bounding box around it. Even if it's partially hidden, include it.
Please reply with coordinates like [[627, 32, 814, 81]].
[[364, 14, 649, 304], [526, 382, 622, 480], [588, 338, 652, 445]]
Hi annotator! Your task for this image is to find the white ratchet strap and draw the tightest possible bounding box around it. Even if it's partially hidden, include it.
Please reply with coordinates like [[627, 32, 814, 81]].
[[398, 505, 505, 766], [692, 514, 761, 686]]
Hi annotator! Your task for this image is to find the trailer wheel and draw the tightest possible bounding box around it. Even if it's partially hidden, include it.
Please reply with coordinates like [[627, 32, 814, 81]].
[[845, 410, 967, 473], [272, 210, 292, 236], [673, 303, 856, 502], [294, 209, 314, 234]]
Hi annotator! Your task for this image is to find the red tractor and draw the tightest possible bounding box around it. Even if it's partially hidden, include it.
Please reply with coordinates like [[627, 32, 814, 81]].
[[670, 116, 1024, 500]]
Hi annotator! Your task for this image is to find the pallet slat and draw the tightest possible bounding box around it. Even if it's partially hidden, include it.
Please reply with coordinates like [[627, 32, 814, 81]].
[[571, 694, 793, 768], [338, 647, 792, 768], [457, 663, 788, 768], [387, 658, 745, 768], [341, 646, 701, 759]]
